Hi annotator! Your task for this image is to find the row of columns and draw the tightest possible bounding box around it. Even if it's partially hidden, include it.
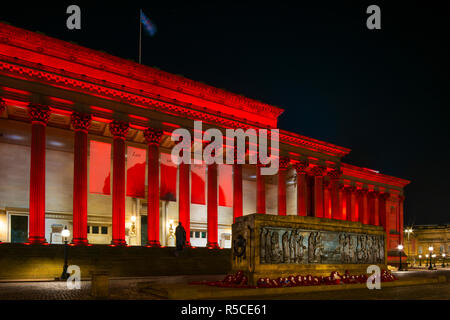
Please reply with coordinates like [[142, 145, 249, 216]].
[[23, 103, 392, 246]]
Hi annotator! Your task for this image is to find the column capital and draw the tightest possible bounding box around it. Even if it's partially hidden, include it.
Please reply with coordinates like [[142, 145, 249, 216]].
[[356, 188, 368, 196], [144, 127, 163, 145], [109, 120, 129, 139], [367, 190, 378, 198], [71, 112, 92, 132], [380, 192, 391, 200], [279, 156, 290, 171], [0, 98, 5, 114], [310, 165, 326, 177], [344, 185, 357, 193], [28, 103, 50, 125], [327, 168, 342, 180], [293, 160, 309, 173]]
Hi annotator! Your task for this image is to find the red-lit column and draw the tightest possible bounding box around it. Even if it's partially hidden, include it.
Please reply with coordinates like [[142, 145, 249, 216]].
[[359, 189, 369, 224], [109, 121, 129, 246], [232, 153, 243, 223], [256, 163, 266, 214], [293, 160, 308, 216], [277, 157, 290, 216], [328, 169, 342, 220], [28, 104, 50, 244], [144, 128, 163, 247], [344, 186, 356, 222], [373, 191, 380, 226], [179, 148, 191, 246], [311, 165, 326, 218], [356, 189, 364, 224], [398, 195, 405, 245], [207, 161, 219, 249], [71, 112, 92, 245], [367, 191, 376, 225], [339, 184, 346, 220], [379, 192, 390, 230], [323, 180, 331, 219]]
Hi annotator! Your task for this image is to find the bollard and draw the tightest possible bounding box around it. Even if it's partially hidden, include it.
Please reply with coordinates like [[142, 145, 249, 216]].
[[91, 270, 109, 299]]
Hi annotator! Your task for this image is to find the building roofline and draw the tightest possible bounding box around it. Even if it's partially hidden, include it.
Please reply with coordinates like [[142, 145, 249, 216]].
[[0, 21, 284, 124]]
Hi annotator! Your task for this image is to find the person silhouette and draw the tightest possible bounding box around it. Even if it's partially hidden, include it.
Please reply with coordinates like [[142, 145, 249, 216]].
[[175, 222, 186, 251]]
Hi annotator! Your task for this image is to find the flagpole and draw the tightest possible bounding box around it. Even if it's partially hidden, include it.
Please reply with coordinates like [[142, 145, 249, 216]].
[[139, 9, 142, 64]]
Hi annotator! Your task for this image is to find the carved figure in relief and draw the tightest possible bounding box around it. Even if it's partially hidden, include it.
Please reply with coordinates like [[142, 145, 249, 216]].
[[314, 233, 324, 263], [378, 237, 385, 263], [296, 232, 306, 263], [357, 235, 365, 263], [366, 236, 373, 263], [336, 233, 345, 261], [348, 236, 356, 263], [342, 234, 351, 263], [260, 228, 268, 263], [308, 232, 316, 263], [282, 231, 290, 263], [289, 230, 297, 263], [270, 231, 281, 263], [265, 229, 272, 263]]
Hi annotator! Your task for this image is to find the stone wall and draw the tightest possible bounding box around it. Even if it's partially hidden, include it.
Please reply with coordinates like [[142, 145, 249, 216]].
[[0, 243, 231, 279]]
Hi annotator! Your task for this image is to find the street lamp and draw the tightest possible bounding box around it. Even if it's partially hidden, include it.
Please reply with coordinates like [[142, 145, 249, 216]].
[[441, 253, 446, 268], [60, 226, 70, 280], [425, 254, 429, 267], [397, 244, 404, 271], [428, 246, 434, 270], [404, 228, 413, 265], [418, 254, 422, 267]]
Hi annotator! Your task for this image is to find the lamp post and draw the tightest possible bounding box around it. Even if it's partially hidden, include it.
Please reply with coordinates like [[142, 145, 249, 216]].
[[418, 254, 422, 267], [60, 226, 70, 280], [397, 244, 404, 271], [404, 228, 413, 266], [441, 253, 446, 268], [425, 254, 429, 267], [428, 246, 434, 270]]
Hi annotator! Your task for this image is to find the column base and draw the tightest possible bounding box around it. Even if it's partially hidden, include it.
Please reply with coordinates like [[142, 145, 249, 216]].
[[207, 242, 220, 249], [27, 236, 47, 245], [71, 238, 89, 246], [146, 240, 161, 248], [111, 239, 127, 246]]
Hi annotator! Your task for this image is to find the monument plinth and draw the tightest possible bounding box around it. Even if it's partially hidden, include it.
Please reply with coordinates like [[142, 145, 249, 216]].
[[231, 214, 387, 285]]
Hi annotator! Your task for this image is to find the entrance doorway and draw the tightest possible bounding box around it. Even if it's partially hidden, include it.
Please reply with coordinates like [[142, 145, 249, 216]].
[[10, 215, 28, 243]]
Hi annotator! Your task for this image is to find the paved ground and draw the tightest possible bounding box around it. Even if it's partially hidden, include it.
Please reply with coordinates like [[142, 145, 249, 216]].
[[0, 270, 448, 300]]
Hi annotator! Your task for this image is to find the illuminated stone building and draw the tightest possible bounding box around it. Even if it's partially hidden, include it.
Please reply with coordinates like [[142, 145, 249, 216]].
[[0, 23, 409, 261], [404, 225, 449, 265]]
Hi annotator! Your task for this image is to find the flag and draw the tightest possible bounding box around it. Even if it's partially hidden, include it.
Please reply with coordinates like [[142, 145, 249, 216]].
[[140, 10, 157, 37]]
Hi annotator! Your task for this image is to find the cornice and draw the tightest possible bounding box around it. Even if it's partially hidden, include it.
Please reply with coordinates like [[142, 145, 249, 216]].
[[341, 162, 410, 188], [0, 22, 284, 122], [0, 58, 352, 158]]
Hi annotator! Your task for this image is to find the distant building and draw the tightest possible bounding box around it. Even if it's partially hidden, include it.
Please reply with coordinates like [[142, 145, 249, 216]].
[[404, 225, 449, 265]]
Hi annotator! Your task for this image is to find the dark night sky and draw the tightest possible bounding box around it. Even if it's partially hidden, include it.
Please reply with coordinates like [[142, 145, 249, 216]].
[[1, 1, 449, 226]]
